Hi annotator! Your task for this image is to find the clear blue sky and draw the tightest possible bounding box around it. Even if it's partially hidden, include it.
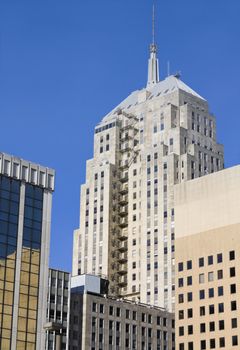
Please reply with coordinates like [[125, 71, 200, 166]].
[[0, 0, 240, 272]]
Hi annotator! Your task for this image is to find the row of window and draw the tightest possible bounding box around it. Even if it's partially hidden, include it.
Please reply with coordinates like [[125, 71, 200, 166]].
[[178, 251, 235, 271], [179, 335, 238, 349], [178, 283, 237, 303], [178, 300, 237, 320], [92, 303, 171, 326]]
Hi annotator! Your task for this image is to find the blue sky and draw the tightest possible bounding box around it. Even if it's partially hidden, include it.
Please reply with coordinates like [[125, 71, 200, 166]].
[[0, 0, 240, 272]]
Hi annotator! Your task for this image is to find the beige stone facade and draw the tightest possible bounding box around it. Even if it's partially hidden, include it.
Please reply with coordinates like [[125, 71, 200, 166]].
[[72, 72, 224, 312], [175, 166, 240, 349]]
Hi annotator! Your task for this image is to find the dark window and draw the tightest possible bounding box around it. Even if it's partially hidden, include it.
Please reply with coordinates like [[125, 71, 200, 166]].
[[217, 253, 223, 263], [188, 325, 193, 335], [199, 290, 205, 300], [199, 257, 204, 267], [187, 260, 192, 270], [232, 318, 237, 328], [230, 284, 236, 294], [231, 301, 237, 311], [209, 288, 214, 298], [187, 292, 193, 302], [230, 267, 236, 277], [209, 304, 215, 314], [218, 303, 224, 313], [201, 340, 206, 350], [209, 321, 215, 331], [210, 339, 215, 349], [217, 270, 223, 279], [200, 323, 206, 333], [219, 338, 225, 348], [178, 262, 183, 272], [219, 320, 224, 330], [208, 255, 213, 265], [232, 336, 238, 346], [229, 250, 235, 260], [187, 308, 193, 318], [218, 286, 224, 296], [179, 327, 184, 336], [200, 306, 205, 316]]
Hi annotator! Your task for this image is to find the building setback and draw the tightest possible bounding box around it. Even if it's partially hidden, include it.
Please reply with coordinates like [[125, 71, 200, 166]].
[[72, 35, 224, 311], [45, 268, 71, 350], [0, 152, 55, 350], [69, 274, 175, 350], [174, 166, 240, 350]]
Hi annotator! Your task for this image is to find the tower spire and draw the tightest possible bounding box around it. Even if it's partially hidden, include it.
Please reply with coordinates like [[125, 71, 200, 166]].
[[147, 3, 159, 87]]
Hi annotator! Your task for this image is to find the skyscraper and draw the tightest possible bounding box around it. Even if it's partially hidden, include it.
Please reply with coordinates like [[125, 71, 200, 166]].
[[0, 152, 55, 350], [72, 29, 224, 311]]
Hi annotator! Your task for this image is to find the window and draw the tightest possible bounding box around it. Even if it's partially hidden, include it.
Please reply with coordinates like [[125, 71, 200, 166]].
[[208, 255, 213, 265], [187, 276, 192, 286], [210, 339, 215, 349], [219, 320, 224, 330], [179, 294, 184, 303], [230, 284, 236, 294], [218, 303, 224, 313], [218, 286, 224, 296], [200, 323, 206, 333], [217, 270, 223, 279], [209, 304, 214, 314], [178, 262, 183, 272], [219, 338, 225, 348], [92, 302, 97, 312], [99, 304, 104, 313], [209, 288, 214, 298], [199, 290, 205, 300], [199, 257, 204, 267], [201, 340, 206, 350], [179, 326, 184, 336], [209, 321, 215, 331], [188, 325, 193, 335], [229, 250, 235, 260], [187, 308, 193, 318], [187, 260, 192, 270], [230, 267, 236, 277], [217, 253, 223, 263], [199, 273, 204, 284], [208, 272, 214, 282], [178, 278, 184, 288], [200, 306, 205, 316], [232, 336, 238, 346], [232, 318, 237, 328], [187, 292, 193, 302], [231, 301, 237, 311]]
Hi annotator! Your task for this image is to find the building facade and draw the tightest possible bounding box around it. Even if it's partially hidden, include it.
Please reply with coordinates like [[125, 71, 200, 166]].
[[45, 268, 71, 350], [69, 274, 175, 350], [0, 152, 55, 350], [174, 166, 240, 350], [72, 38, 224, 310]]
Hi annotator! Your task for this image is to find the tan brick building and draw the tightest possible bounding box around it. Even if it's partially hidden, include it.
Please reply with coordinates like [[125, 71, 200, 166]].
[[174, 166, 240, 350]]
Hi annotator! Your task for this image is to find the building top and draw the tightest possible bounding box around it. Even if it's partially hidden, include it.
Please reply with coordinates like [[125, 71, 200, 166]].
[[174, 165, 240, 239], [97, 75, 205, 127], [0, 151, 55, 191]]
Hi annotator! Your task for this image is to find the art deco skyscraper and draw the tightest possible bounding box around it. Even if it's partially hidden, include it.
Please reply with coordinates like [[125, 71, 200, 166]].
[[0, 152, 55, 350], [72, 34, 224, 311]]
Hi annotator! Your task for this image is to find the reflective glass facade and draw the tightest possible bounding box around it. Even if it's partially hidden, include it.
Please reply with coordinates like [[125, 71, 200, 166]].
[[0, 175, 20, 349], [16, 184, 43, 350]]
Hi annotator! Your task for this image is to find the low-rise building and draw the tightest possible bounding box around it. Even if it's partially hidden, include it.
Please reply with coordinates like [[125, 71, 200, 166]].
[[69, 274, 175, 350], [174, 166, 240, 350]]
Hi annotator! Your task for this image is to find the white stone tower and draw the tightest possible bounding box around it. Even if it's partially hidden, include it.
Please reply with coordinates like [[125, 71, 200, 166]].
[[72, 13, 224, 311]]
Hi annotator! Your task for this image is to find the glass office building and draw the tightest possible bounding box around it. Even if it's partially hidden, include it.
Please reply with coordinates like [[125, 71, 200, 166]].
[[0, 152, 55, 350]]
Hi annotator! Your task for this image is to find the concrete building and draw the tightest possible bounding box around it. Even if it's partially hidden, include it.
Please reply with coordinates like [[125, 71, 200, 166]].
[[174, 166, 240, 350], [69, 274, 175, 350], [45, 268, 71, 350], [72, 31, 224, 310], [0, 152, 55, 350]]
